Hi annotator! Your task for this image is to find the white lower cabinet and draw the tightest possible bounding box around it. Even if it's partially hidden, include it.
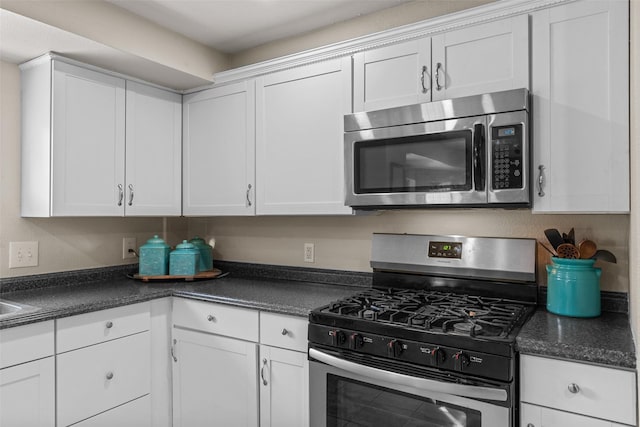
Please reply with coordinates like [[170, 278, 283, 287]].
[[520, 354, 637, 427]]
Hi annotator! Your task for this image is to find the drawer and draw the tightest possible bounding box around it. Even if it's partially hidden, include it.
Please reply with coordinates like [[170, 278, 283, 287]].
[[260, 312, 307, 352], [71, 395, 150, 427], [57, 332, 150, 427], [173, 298, 259, 342], [520, 354, 637, 426], [57, 302, 150, 353], [0, 321, 54, 369]]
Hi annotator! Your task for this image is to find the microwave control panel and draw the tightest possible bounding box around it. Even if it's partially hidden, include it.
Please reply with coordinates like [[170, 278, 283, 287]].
[[491, 124, 523, 190]]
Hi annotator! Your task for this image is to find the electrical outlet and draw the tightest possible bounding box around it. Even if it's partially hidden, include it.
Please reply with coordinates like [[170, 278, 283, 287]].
[[123, 237, 137, 260], [304, 243, 315, 263], [9, 241, 39, 268]]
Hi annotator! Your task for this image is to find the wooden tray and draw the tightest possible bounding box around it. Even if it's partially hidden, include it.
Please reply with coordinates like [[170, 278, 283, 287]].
[[130, 268, 224, 282]]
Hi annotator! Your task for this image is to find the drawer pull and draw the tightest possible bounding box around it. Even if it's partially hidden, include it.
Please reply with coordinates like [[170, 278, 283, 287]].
[[207, 315, 216, 322], [105, 321, 113, 329], [106, 372, 114, 380], [568, 383, 580, 394], [281, 328, 289, 336], [527, 424, 535, 427], [261, 358, 268, 386]]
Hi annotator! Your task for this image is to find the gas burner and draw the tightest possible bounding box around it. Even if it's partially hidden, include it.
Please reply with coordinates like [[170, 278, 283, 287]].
[[453, 322, 482, 334]]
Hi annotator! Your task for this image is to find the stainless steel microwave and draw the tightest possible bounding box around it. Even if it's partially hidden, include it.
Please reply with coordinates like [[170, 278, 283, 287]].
[[344, 88, 530, 209]]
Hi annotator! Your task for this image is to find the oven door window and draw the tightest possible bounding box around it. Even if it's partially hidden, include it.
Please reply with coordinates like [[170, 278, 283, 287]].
[[327, 374, 481, 427], [354, 130, 472, 194]]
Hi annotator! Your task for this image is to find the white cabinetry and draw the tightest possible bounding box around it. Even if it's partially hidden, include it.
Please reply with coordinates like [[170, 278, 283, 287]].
[[531, 0, 629, 213], [520, 355, 637, 427], [256, 58, 353, 215], [183, 81, 256, 216], [20, 55, 182, 217], [56, 302, 151, 427], [0, 321, 55, 427], [353, 14, 528, 111]]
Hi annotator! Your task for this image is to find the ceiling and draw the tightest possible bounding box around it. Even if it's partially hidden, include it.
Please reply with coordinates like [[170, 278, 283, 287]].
[[105, 0, 414, 53]]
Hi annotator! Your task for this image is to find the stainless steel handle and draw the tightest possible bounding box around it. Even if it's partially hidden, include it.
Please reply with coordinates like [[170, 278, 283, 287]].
[[117, 184, 124, 206], [128, 184, 134, 206], [105, 321, 113, 329], [261, 358, 268, 386], [537, 165, 545, 197], [106, 372, 114, 380], [420, 65, 429, 94], [281, 328, 289, 336], [568, 383, 580, 394], [171, 339, 178, 362], [207, 314, 215, 322], [246, 184, 252, 207], [435, 62, 443, 91], [309, 348, 507, 402]]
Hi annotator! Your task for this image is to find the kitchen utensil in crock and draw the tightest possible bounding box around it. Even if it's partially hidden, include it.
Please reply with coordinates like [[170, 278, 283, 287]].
[[567, 228, 575, 245], [538, 241, 556, 256], [556, 243, 580, 259], [544, 229, 565, 250], [578, 239, 597, 259], [590, 249, 617, 263]]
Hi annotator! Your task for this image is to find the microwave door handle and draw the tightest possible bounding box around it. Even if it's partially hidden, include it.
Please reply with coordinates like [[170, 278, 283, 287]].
[[473, 124, 486, 191], [309, 348, 507, 402]]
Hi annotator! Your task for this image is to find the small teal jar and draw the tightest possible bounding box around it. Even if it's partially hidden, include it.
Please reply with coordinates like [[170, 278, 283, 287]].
[[169, 240, 200, 276], [139, 235, 170, 276], [189, 237, 213, 272], [546, 257, 602, 318]]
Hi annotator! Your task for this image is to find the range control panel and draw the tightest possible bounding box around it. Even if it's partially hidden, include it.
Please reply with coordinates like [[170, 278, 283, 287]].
[[491, 124, 523, 190]]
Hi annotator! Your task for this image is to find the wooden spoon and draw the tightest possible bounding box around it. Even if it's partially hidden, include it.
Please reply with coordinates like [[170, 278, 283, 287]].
[[556, 243, 580, 259], [578, 239, 597, 259]]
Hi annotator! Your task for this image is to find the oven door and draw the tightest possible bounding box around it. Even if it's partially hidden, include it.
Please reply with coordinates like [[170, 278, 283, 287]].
[[309, 347, 511, 427], [344, 116, 488, 208]]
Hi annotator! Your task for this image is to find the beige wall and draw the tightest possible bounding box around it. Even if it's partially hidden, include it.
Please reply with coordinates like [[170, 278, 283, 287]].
[[0, 61, 188, 278]]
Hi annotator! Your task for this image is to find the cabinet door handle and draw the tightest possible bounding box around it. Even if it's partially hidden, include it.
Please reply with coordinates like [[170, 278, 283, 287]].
[[105, 321, 113, 329], [261, 358, 268, 386], [106, 371, 114, 380], [281, 328, 289, 336], [171, 339, 178, 362], [128, 184, 134, 206], [117, 184, 124, 206], [207, 314, 216, 322], [537, 165, 545, 197], [568, 383, 580, 394], [435, 62, 443, 91], [420, 65, 429, 94], [246, 184, 252, 207]]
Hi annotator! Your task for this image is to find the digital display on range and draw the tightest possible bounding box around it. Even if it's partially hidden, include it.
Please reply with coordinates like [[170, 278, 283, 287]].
[[498, 127, 516, 137], [428, 241, 462, 259]]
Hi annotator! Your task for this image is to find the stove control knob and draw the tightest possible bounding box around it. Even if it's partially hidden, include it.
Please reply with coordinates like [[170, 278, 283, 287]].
[[453, 351, 471, 371], [350, 333, 364, 350], [430, 347, 446, 366], [387, 339, 403, 358], [329, 330, 347, 346]]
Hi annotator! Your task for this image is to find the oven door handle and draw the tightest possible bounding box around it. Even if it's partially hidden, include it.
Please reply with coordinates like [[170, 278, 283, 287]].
[[309, 348, 507, 402]]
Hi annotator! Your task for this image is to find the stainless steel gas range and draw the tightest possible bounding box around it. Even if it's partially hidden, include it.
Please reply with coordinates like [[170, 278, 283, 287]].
[[308, 233, 537, 427]]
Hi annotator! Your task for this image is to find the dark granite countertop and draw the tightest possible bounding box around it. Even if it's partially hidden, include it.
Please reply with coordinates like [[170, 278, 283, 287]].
[[516, 308, 636, 369]]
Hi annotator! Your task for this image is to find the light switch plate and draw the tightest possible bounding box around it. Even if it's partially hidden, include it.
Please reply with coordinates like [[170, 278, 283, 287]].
[[9, 241, 39, 268]]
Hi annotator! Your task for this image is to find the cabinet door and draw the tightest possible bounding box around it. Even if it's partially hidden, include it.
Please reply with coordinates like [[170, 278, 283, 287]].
[[172, 328, 259, 427], [521, 403, 629, 427], [72, 395, 150, 427], [532, 0, 629, 213], [431, 14, 529, 101], [0, 357, 55, 427], [52, 61, 126, 216], [259, 345, 309, 427], [125, 81, 182, 216], [256, 58, 352, 215], [353, 38, 431, 111], [183, 81, 256, 216]]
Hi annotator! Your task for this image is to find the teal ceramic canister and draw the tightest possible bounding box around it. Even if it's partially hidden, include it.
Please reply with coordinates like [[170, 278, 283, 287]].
[[169, 240, 200, 276], [189, 237, 213, 272], [138, 235, 170, 276], [546, 257, 602, 317]]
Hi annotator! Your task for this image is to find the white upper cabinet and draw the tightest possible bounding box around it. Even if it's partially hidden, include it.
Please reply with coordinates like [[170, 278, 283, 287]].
[[531, 0, 629, 213], [353, 14, 529, 112], [353, 38, 431, 111], [256, 58, 353, 215], [183, 81, 256, 216], [20, 56, 183, 217], [125, 81, 182, 216]]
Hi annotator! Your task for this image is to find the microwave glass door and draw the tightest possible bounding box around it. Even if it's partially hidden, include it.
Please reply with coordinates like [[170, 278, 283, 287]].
[[327, 374, 481, 427], [354, 130, 472, 194]]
